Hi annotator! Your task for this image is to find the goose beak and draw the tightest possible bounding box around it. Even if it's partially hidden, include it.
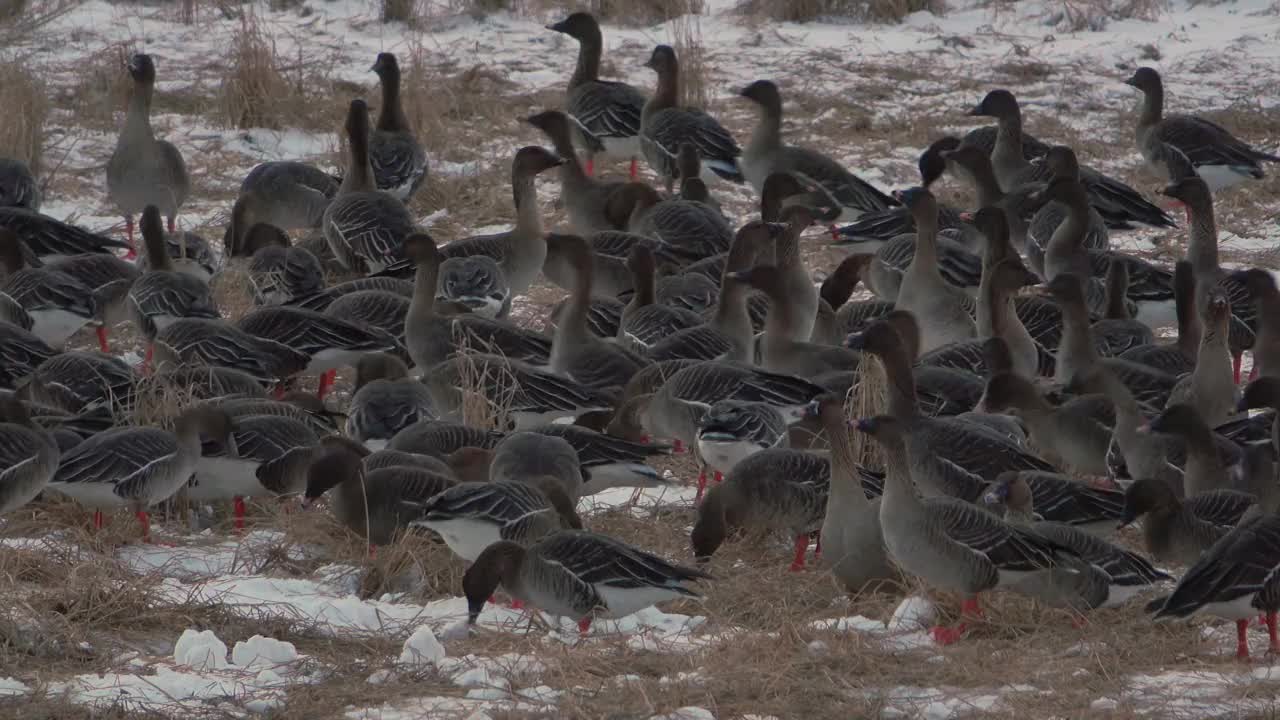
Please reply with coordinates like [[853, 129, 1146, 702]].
[[966, 103, 984, 116], [545, 21, 563, 32], [1123, 76, 1139, 88]]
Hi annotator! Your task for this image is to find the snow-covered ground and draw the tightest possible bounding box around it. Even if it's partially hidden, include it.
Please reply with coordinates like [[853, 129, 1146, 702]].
[[4, 0, 1280, 717]]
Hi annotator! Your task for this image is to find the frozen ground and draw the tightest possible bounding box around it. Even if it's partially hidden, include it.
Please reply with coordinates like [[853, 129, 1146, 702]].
[[2, 0, 1280, 717]]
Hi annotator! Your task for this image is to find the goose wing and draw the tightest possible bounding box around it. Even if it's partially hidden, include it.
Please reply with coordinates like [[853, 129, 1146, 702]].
[[645, 108, 742, 182], [780, 150, 897, 215], [540, 530, 711, 590], [2, 269, 95, 318], [239, 306, 396, 356], [928, 496, 1065, 572], [0, 208, 128, 257], [0, 323, 57, 389], [1154, 514, 1280, 618], [52, 427, 176, 491], [568, 80, 646, 143]]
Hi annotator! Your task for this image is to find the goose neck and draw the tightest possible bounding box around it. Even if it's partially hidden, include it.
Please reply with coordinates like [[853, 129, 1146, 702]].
[[376, 70, 410, 133], [568, 35, 602, 88], [341, 130, 376, 194], [1186, 205, 1220, 274], [124, 80, 155, 140], [826, 417, 869, 510], [512, 174, 545, 238], [1137, 84, 1163, 128]]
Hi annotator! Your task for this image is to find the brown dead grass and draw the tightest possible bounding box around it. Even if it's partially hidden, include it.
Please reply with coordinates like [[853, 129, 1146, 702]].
[[218, 10, 304, 131], [736, 0, 943, 23], [0, 54, 48, 174]]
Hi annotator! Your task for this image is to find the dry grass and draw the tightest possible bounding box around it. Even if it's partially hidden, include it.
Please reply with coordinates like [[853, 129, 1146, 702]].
[[669, 9, 708, 110], [735, 0, 943, 23], [0, 54, 48, 174], [217, 10, 303, 131]]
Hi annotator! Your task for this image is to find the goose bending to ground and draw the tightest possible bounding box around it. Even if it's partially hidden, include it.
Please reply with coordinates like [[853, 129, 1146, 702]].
[[127, 205, 219, 357], [0, 397, 59, 515], [464, 530, 711, 633], [106, 53, 189, 258], [546, 12, 646, 179], [369, 53, 428, 201], [738, 80, 895, 221], [0, 158, 39, 211], [1126, 67, 1279, 191], [47, 405, 231, 542], [288, 276, 413, 313], [861, 414, 1073, 644], [388, 419, 504, 458], [0, 228, 97, 349], [134, 229, 218, 282], [243, 224, 324, 306], [224, 161, 338, 254], [1148, 514, 1280, 660], [0, 320, 56, 390], [152, 318, 309, 385], [640, 45, 742, 190], [189, 410, 320, 530], [153, 365, 269, 400], [1119, 478, 1257, 565], [488, 431, 583, 499], [532, 424, 673, 494], [407, 475, 583, 562], [237, 305, 399, 399], [345, 354, 436, 450], [0, 208, 127, 261], [983, 473, 1171, 611], [21, 351, 137, 417], [43, 250, 140, 353], [323, 99, 415, 273], [303, 444, 455, 548]]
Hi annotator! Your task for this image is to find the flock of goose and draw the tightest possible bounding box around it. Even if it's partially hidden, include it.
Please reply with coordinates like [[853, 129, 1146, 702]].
[[4, 11, 1280, 649]]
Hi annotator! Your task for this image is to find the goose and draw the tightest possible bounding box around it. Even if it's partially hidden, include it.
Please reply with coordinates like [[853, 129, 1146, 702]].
[[134, 228, 218, 282], [302, 443, 455, 548], [0, 396, 59, 515], [546, 12, 646, 179], [242, 223, 324, 306], [407, 475, 583, 562], [20, 351, 136, 417], [1230, 269, 1280, 381], [237, 305, 399, 399], [345, 353, 436, 450], [0, 158, 39, 211], [189, 410, 320, 530], [891, 187, 976, 353], [388, 419, 504, 458], [205, 394, 339, 437], [1090, 259, 1156, 356], [1143, 404, 1269, 502], [402, 233, 552, 372], [127, 205, 219, 358], [861, 313, 987, 417], [696, 400, 788, 485], [548, 235, 650, 393], [980, 372, 1111, 476], [860, 413, 1073, 644], [1165, 288, 1238, 427], [525, 110, 632, 235], [153, 318, 309, 384], [970, 209, 1045, 377], [42, 250, 140, 353], [1119, 477, 1257, 565], [0, 228, 97, 348], [1125, 66, 1279, 191], [675, 142, 725, 213], [1240, 377, 1280, 460], [438, 255, 509, 319], [738, 80, 894, 220], [808, 397, 896, 593], [105, 53, 188, 258], [369, 53, 428, 201], [691, 448, 828, 571], [639, 45, 741, 191], [610, 182, 732, 263], [1120, 260, 1199, 375], [852, 195, 984, 305], [983, 473, 1171, 610], [323, 99, 415, 273], [1025, 176, 1115, 316], [288, 276, 414, 313], [729, 264, 861, 376], [1049, 274, 1178, 407], [1159, 177, 1255, 383], [325, 290, 411, 358], [0, 208, 127, 261], [0, 320, 57, 390], [422, 352, 614, 429], [488, 431, 583, 499], [153, 365, 269, 401], [1149, 514, 1280, 660], [845, 315, 1056, 494], [617, 244, 702, 348], [768, 203, 820, 342], [464, 529, 710, 633], [811, 253, 893, 345], [529, 423, 672, 494], [985, 470, 1126, 536], [546, 230, 655, 299], [224, 161, 339, 254], [47, 405, 231, 542]]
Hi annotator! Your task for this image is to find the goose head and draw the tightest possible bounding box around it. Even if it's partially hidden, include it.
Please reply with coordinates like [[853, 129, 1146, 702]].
[[512, 145, 565, 180], [545, 12, 601, 43], [1124, 66, 1162, 93], [464, 540, 527, 624], [968, 89, 1019, 120], [1043, 145, 1081, 181], [445, 446, 494, 485], [1143, 403, 1210, 441], [126, 53, 156, 84], [438, 255, 508, 318], [979, 372, 1039, 416], [370, 52, 399, 79], [1239, 376, 1280, 413], [919, 136, 962, 187], [642, 45, 678, 75], [982, 471, 1033, 514], [738, 79, 782, 115], [1119, 477, 1179, 528], [302, 445, 363, 507], [1158, 176, 1211, 207], [354, 353, 410, 391]]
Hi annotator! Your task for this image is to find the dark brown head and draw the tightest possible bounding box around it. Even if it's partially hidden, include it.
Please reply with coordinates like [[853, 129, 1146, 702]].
[[845, 313, 912, 357], [981, 372, 1040, 414], [127, 53, 156, 85], [303, 445, 363, 504], [738, 79, 782, 116], [853, 414, 906, 447], [371, 53, 399, 82], [524, 110, 573, 145], [604, 182, 662, 224], [626, 243, 657, 278], [691, 483, 735, 561], [820, 254, 873, 308], [1028, 175, 1086, 211], [355, 353, 409, 390], [546, 12, 602, 43], [968, 89, 1019, 119], [982, 471, 1034, 516], [244, 223, 290, 255], [988, 257, 1039, 296], [140, 205, 170, 271], [463, 541, 526, 624], [1158, 176, 1211, 207], [760, 172, 809, 222], [1202, 286, 1230, 328], [446, 446, 494, 485], [893, 186, 937, 225], [1119, 477, 1179, 527], [402, 232, 440, 265], [606, 393, 652, 441], [1044, 145, 1081, 180], [965, 205, 1009, 245], [1231, 268, 1278, 300], [1145, 403, 1210, 441], [512, 145, 565, 179], [643, 45, 679, 76], [920, 136, 962, 187], [1124, 66, 1162, 94], [176, 405, 233, 448], [1240, 376, 1280, 413]]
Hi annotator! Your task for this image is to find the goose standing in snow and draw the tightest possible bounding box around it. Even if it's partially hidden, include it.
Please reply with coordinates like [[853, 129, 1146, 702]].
[[369, 53, 428, 201], [464, 529, 711, 633], [546, 12, 647, 179], [106, 53, 189, 259], [639, 45, 742, 191]]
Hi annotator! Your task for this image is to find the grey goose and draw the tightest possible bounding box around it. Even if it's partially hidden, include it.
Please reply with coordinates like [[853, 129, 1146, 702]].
[[369, 53, 428, 201], [639, 45, 742, 191]]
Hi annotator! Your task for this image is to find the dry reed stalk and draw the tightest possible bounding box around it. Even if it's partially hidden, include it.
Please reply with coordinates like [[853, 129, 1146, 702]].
[[218, 10, 296, 130], [848, 354, 886, 469], [736, 0, 941, 22], [0, 55, 47, 174], [668, 7, 708, 110]]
